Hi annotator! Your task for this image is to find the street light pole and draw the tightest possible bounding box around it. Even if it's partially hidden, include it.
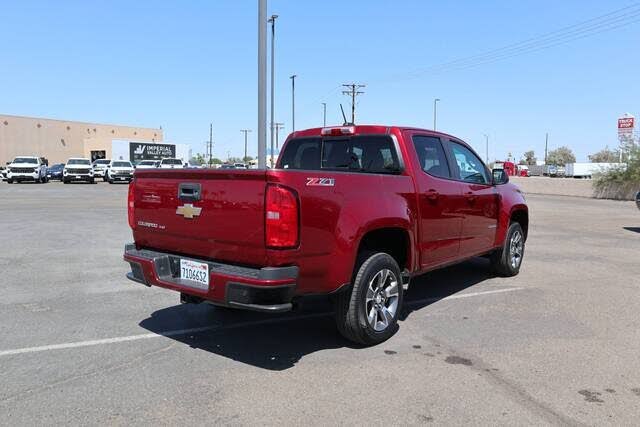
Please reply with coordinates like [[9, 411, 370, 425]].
[[240, 129, 252, 161], [290, 75, 297, 131], [274, 123, 284, 151], [268, 14, 278, 168], [322, 102, 326, 126], [433, 98, 440, 131], [257, 0, 267, 169]]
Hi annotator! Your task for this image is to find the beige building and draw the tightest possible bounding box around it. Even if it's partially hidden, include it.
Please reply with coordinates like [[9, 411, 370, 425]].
[[0, 114, 163, 165]]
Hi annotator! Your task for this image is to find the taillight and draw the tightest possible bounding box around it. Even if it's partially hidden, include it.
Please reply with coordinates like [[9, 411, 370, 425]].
[[265, 185, 299, 249], [127, 180, 135, 230]]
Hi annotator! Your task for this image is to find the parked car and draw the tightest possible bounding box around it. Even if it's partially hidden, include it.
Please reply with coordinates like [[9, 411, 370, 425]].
[[544, 165, 558, 177], [6, 156, 48, 183], [124, 125, 529, 345], [234, 163, 247, 169], [635, 191, 640, 210], [63, 158, 95, 184], [136, 160, 160, 169], [106, 160, 134, 183], [159, 158, 185, 169], [92, 159, 111, 179], [219, 164, 236, 169], [0, 166, 7, 181], [46, 163, 65, 181]]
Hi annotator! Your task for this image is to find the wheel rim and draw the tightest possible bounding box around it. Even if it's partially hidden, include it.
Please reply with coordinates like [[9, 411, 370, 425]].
[[509, 230, 524, 269], [365, 268, 399, 332]]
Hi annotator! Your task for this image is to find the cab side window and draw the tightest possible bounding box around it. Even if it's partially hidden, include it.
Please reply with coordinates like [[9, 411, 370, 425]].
[[449, 141, 490, 184], [412, 135, 451, 179]]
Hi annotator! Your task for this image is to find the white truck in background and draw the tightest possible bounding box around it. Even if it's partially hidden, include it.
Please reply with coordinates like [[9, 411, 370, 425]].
[[564, 163, 621, 179]]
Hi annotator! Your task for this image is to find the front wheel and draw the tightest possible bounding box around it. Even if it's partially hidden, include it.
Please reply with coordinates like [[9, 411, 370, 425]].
[[334, 252, 403, 345], [490, 222, 525, 277]]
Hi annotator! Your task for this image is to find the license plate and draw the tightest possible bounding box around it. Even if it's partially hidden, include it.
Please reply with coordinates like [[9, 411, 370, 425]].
[[180, 259, 209, 289], [75, 175, 81, 179], [119, 177, 126, 180]]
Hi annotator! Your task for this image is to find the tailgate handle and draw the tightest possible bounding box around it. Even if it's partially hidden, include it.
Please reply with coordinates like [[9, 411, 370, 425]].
[[178, 183, 201, 202]]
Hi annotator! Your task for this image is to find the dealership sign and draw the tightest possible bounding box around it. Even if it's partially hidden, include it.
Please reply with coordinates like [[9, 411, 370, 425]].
[[129, 142, 176, 162]]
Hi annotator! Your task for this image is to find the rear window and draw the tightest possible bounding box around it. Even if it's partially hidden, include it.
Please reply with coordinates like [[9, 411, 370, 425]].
[[279, 136, 400, 174]]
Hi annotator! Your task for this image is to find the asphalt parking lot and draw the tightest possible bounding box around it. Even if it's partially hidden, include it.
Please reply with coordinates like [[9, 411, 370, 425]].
[[1, 181, 639, 425]]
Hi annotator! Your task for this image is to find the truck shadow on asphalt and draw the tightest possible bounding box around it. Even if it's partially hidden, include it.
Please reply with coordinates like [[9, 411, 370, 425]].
[[623, 227, 640, 233], [139, 258, 493, 371]]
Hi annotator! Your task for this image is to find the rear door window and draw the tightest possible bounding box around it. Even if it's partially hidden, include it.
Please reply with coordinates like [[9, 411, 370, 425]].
[[412, 135, 451, 179]]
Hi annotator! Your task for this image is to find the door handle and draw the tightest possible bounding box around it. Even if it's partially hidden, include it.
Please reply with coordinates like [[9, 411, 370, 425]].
[[465, 191, 476, 203], [426, 189, 439, 201]]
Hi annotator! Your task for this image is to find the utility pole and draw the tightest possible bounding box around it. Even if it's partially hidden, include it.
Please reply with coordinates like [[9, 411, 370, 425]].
[[483, 133, 489, 163], [274, 123, 284, 151], [433, 98, 440, 131], [322, 102, 327, 126], [342, 83, 365, 124], [290, 75, 297, 131], [268, 14, 278, 171], [208, 123, 213, 167], [240, 129, 252, 161], [257, 0, 267, 169], [544, 133, 548, 164]]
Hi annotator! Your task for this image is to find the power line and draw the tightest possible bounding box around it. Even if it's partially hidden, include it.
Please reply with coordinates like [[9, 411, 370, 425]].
[[391, 3, 640, 80], [342, 83, 365, 124]]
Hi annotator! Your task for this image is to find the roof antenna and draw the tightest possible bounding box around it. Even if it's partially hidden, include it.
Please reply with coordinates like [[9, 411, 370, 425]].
[[340, 103, 349, 126]]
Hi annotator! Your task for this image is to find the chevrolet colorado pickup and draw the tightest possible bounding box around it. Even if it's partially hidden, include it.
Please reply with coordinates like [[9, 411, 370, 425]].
[[124, 125, 528, 345]]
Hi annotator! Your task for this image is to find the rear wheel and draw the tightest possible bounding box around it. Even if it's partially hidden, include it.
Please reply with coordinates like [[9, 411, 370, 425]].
[[7, 179, 13, 184], [490, 222, 525, 277], [334, 252, 403, 345]]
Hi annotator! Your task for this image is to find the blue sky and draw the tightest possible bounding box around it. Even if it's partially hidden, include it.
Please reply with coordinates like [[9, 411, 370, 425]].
[[2, 1, 639, 162]]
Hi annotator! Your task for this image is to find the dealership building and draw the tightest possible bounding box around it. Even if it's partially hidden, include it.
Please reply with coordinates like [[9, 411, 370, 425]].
[[0, 114, 178, 165]]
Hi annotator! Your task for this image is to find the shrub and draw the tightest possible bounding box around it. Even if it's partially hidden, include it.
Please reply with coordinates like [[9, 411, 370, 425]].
[[593, 147, 640, 200]]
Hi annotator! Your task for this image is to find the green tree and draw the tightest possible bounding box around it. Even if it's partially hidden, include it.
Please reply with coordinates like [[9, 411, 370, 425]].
[[546, 146, 576, 166], [211, 158, 222, 165], [588, 146, 619, 163], [521, 150, 537, 165], [243, 156, 254, 163], [190, 153, 206, 166]]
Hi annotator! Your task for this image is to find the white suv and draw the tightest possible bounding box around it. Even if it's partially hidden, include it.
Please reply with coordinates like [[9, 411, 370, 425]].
[[159, 158, 185, 169], [92, 159, 111, 178], [63, 158, 95, 184], [7, 156, 48, 184], [106, 160, 135, 183]]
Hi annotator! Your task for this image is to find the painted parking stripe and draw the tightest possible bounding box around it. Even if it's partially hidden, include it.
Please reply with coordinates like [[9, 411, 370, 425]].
[[0, 287, 523, 357]]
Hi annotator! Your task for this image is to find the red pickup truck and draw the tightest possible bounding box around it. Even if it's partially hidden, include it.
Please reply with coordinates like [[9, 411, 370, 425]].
[[124, 125, 528, 345]]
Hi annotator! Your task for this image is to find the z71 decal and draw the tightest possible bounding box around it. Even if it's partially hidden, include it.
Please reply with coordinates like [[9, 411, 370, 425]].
[[306, 177, 335, 187]]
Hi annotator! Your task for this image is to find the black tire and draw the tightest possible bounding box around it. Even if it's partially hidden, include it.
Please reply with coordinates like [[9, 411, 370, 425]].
[[490, 222, 525, 277], [334, 252, 403, 345], [7, 179, 13, 184], [63, 179, 68, 184]]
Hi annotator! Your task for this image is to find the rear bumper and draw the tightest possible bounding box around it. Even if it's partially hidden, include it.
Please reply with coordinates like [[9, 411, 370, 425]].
[[123, 244, 298, 313]]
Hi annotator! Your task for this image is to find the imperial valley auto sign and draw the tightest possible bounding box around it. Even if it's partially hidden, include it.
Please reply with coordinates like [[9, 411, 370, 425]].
[[129, 142, 176, 162]]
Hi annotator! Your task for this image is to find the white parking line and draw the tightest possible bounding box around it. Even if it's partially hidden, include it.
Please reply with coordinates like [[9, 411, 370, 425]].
[[0, 287, 523, 357]]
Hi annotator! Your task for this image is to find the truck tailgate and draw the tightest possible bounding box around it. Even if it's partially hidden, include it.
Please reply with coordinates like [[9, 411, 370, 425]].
[[131, 169, 268, 266]]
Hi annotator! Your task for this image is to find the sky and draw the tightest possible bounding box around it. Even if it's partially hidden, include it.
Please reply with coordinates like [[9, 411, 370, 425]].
[[2, 0, 640, 162]]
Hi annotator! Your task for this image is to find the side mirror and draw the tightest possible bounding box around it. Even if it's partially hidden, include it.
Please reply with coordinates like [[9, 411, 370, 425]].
[[492, 168, 509, 185]]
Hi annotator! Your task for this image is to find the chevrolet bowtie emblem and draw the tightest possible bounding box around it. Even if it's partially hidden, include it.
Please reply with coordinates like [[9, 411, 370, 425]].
[[176, 203, 202, 219]]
